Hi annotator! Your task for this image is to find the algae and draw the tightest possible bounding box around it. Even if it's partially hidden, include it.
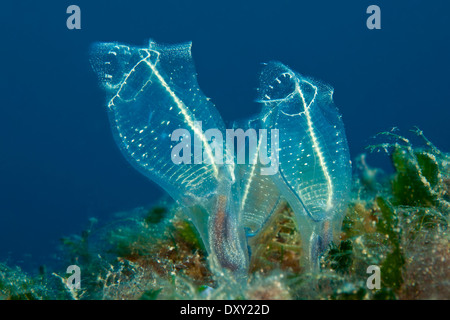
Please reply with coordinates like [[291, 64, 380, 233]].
[[1, 129, 448, 300]]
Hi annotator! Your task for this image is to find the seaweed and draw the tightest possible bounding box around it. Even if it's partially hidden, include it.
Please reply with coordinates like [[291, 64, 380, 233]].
[[375, 197, 405, 290], [1, 128, 448, 300]]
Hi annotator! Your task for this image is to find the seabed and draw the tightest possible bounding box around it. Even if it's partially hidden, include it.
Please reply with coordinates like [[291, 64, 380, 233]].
[[0, 130, 448, 300]]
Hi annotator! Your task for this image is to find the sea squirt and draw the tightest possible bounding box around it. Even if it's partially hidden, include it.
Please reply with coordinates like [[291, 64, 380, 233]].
[[255, 62, 352, 269], [90, 39, 352, 278], [89, 40, 249, 279]]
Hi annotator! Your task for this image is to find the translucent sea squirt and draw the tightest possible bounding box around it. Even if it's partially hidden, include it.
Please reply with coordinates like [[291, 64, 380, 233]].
[[256, 62, 352, 270], [89, 39, 352, 278], [89, 40, 249, 279]]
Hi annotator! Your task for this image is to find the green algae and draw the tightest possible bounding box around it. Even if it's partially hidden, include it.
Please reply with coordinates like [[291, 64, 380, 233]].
[[1, 129, 448, 300], [375, 196, 405, 290]]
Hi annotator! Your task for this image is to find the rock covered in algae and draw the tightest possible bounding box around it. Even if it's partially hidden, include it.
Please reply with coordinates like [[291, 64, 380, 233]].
[[0, 129, 448, 300]]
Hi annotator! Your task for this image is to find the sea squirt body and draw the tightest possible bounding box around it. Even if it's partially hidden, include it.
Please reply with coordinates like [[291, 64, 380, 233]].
[[256, 62, 352, 269], [90, 39, 352, 277], [90, 40, 248, 279]]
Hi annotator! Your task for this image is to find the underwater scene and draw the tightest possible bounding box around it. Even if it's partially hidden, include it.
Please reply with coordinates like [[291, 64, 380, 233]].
[[0, 1, 449, 301]]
